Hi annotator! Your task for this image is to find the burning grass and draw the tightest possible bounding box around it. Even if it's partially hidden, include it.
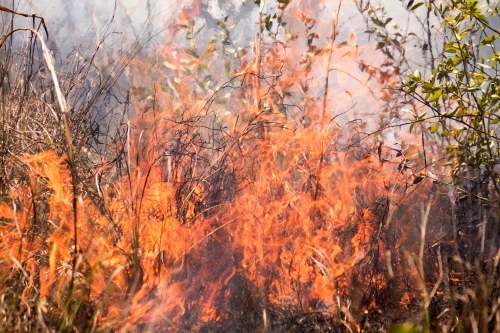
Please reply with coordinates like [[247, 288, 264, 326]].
[[1, 1, 500, 332]]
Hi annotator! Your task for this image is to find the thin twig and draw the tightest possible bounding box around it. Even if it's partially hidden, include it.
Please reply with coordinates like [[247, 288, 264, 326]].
[[314, 2, 342, 201], [0, 5, 48, 39]]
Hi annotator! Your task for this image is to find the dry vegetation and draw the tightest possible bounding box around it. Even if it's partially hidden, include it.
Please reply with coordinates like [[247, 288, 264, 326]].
[[1, 2, 500, 333], [0, 5, 139, 331]]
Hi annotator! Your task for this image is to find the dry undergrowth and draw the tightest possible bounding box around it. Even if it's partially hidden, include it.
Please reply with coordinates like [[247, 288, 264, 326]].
[[0, 6, 139, 331], [1, 5, 500, 333]]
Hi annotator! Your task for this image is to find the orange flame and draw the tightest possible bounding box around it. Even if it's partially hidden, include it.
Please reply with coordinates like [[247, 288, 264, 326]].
[[0, 1, 450, 330]]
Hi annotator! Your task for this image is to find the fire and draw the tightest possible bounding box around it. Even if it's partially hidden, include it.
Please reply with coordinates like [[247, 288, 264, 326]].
[[0, 0, 450, 331]]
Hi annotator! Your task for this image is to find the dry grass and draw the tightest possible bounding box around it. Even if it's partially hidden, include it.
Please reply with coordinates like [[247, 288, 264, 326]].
[[0, 6, 140, 332]]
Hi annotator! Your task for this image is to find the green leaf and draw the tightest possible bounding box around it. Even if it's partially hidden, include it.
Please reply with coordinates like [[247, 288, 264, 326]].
[[476, 14, 489, 23], [184, 48, 199, 58], [410, 2, 424, 10], [458, 29, 469, 41], [202, 75, 211, 89], [372, 17, 385, 27], [446, 144, 457, 150], [480, 34, 499, 46], [444, 109, 457, 117], [437, 70, 448, 80], [389, 324, 419, 333], [214, 98, 227, 104], [451, 57, 463, 66], [428, 89, 442, 103], [430, 122, 440, 134]]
